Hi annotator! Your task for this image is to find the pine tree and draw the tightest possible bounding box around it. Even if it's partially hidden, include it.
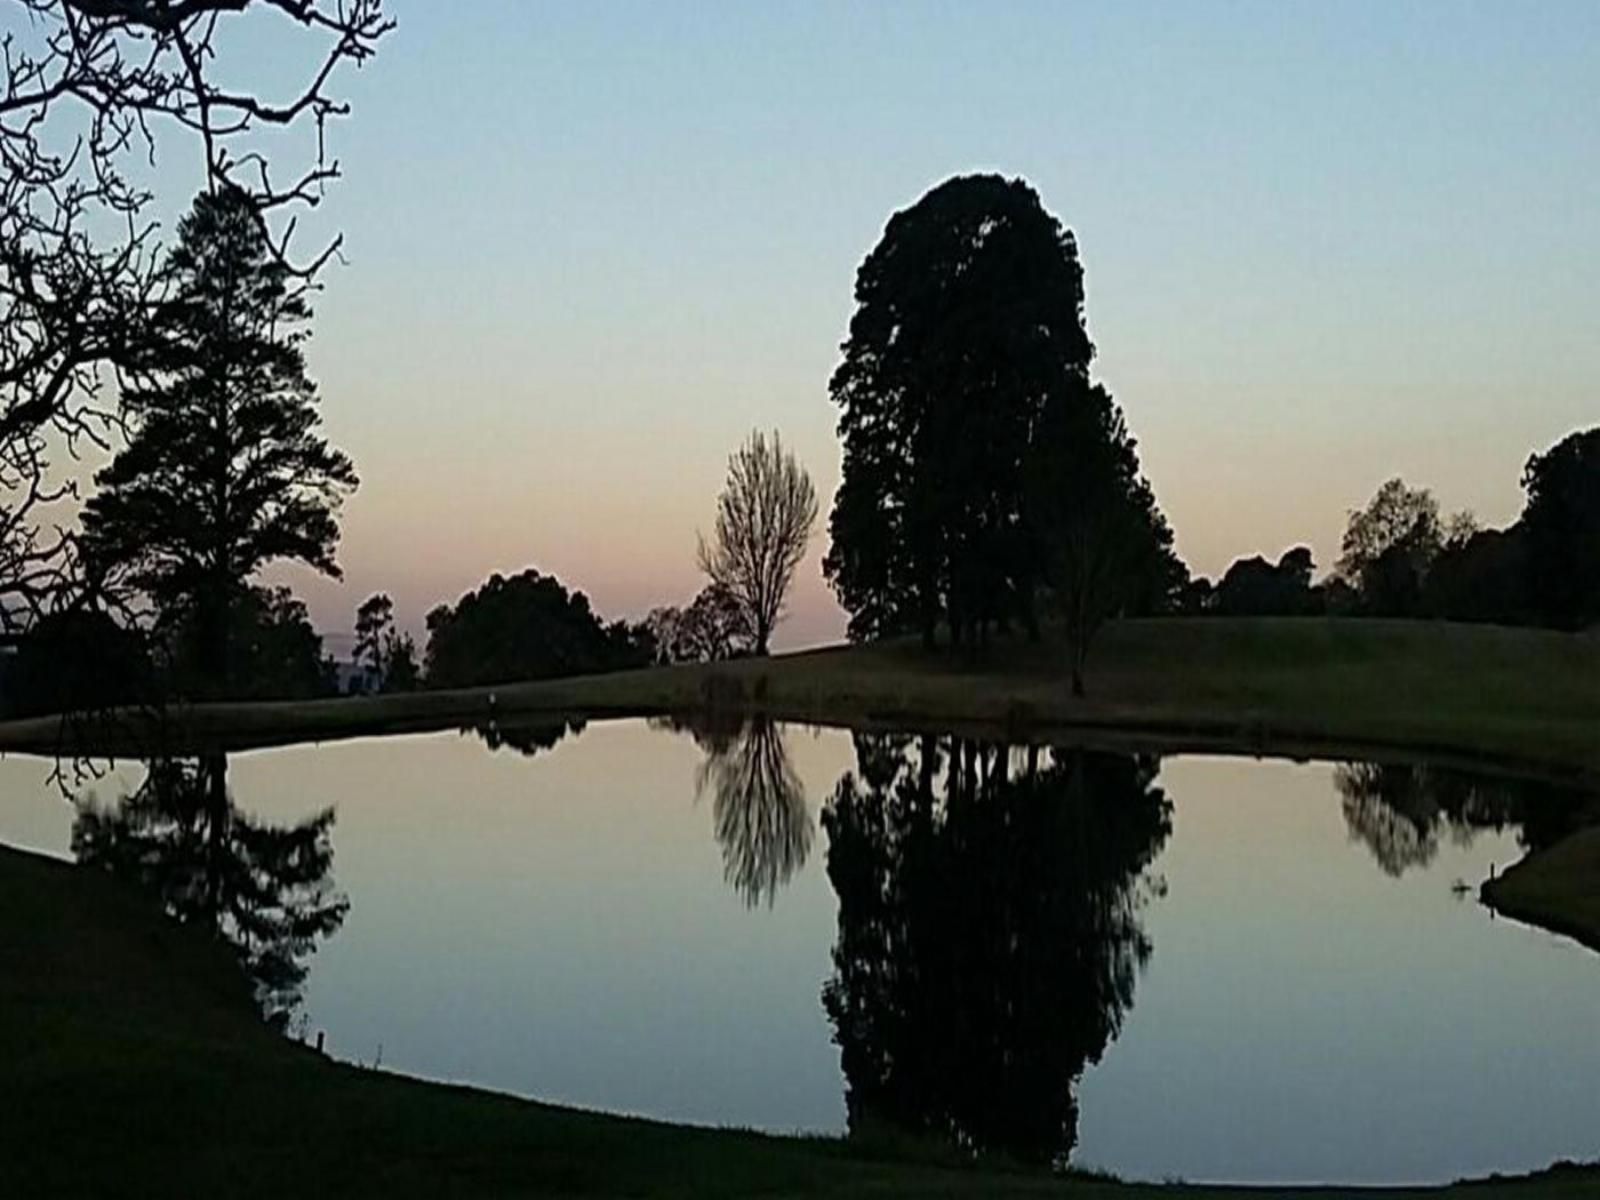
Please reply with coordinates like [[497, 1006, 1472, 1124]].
[[82, 187, 356, 697]]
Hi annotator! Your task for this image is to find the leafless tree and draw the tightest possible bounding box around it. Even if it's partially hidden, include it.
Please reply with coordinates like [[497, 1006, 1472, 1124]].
[[0, 0, 392, 630], [697, 429, 817, 655]]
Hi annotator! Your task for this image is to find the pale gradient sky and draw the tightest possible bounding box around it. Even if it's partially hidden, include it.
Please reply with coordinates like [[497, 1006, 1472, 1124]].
[[95, 2, 1600, 646]]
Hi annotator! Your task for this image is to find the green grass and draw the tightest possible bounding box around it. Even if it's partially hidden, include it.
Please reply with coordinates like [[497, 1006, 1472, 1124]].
[[1481, 827, 1600, 953], [2, 842, 1596, 1199], [5, 618, 1600, 783]]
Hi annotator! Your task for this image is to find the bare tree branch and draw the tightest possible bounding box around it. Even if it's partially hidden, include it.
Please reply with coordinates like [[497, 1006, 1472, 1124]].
[[1, 0, 390, 628], [697, 430, 817, 656]]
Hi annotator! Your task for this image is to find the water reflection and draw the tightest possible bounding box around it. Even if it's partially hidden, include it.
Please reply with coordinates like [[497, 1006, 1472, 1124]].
[[71, 753, 347, 1026], [821, 735, 1171, 1166], [474, 716, 588, 756], [661, 714, 815, 907], [1336, 762, 1596, 876]]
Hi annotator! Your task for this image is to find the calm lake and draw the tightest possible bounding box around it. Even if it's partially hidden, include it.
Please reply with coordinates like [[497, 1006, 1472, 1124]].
[[3, 718, 1596, 1185]]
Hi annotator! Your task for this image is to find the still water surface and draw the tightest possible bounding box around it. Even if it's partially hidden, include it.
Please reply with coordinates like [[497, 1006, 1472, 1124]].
[[2, 718, 1596, 1184]]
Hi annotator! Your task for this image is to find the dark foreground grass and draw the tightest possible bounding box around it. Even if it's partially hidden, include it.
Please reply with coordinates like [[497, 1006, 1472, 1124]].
[[4, 619, 1600, 783], [1482, 827, 1600, 954], [2, 842, 1597, 1199]]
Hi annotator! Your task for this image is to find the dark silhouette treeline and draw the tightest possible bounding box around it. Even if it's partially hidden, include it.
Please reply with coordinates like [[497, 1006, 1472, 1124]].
[[1186, 435, 1600, 629]]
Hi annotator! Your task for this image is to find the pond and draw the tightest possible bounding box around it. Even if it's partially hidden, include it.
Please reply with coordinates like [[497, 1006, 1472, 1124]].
[[2, 717, 1596, 1185]]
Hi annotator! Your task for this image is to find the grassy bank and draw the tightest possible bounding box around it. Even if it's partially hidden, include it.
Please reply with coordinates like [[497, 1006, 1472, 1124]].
[[4, 618, 1600, 783], [2, 842, 1595, 1199], [1482, 827, 1600, 953]]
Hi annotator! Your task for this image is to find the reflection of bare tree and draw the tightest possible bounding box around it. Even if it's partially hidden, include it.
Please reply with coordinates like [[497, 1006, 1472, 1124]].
[[1336, 761, 1595, 877], [71, 754, 347, 1026], [658, 714, 812, 906], [699, 719, 812, 907]]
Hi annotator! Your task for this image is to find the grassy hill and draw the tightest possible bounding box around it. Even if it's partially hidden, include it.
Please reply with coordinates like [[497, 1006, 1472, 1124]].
[[6, 618, 1599, 782]]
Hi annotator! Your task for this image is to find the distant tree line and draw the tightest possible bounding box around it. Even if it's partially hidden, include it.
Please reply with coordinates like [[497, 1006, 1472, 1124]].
[[1181, 428, 1600, 630]]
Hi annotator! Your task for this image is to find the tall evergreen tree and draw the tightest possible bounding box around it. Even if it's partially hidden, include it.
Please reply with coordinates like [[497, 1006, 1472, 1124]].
[[824, 175, 1095, 646], [82, 186, 357, 697]]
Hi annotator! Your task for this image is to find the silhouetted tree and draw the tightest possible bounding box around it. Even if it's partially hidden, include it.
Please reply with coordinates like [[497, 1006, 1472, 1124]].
[[178, 585, 337, 701], [1213, 547, 1320, 617], [822, 736, 1171, 1166], [4, 607, 152, 717], [72, 754, 347, 1024], [1337, 479, 1473, 616], [354, 592, 420, 693], [80, 186, 357, 698], [647, 584, 754, 664], [1, 1, 389, 631], [1024, 385, 1183, 693], [424, 568, 652, 688], [1520, 428, 1600, 630], [825, 175, 1100, 648], [698, 430, 816, 656], [690, 717, 811, 907]]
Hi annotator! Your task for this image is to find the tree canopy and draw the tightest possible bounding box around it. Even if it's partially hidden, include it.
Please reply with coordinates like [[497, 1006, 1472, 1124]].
[[1, 0, 388, 631], [1521, 427, 1600, 631], [423, 568, 652, 689], [824, 174, 1178, 665], [81, 186, 356, 697]]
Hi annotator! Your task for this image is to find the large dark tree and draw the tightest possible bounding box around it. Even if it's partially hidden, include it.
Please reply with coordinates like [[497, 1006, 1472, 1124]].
[[0, 1, 388, 631], [1520, 427, 1600, 631], [1337, 478, 1475, 616], [424, 568, 652, 688], [1212, 546, 1319, 617], [81, 186, 357, 698], [822, 735, 1171, 1166], [825, 175, 1098, 647]]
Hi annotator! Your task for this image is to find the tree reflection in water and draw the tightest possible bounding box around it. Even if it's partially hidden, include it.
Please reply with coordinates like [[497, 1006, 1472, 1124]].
[[1335, 761, 1596, 877], [821, 735, 1171, 1167], [659, 713, 813, 907], [698, 718, 812, 908], [71, 754, 347, 1027]]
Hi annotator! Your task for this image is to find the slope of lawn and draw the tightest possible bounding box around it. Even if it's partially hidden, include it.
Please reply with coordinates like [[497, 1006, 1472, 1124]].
[[4, 618, 1598, 783], [1481, 826, 1600, 953]]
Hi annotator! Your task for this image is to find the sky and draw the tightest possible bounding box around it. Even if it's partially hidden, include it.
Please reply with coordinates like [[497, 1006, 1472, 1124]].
[[52, 1, 1600, 647]]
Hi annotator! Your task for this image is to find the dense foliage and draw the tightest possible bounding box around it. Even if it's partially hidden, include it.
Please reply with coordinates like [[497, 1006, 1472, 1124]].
[[424, 568, 653, 688], [1522, 428, 1600, 631], [352, 593, 420, 693], [825, 174, 1180, 668], [81, 187, 356, 698]]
